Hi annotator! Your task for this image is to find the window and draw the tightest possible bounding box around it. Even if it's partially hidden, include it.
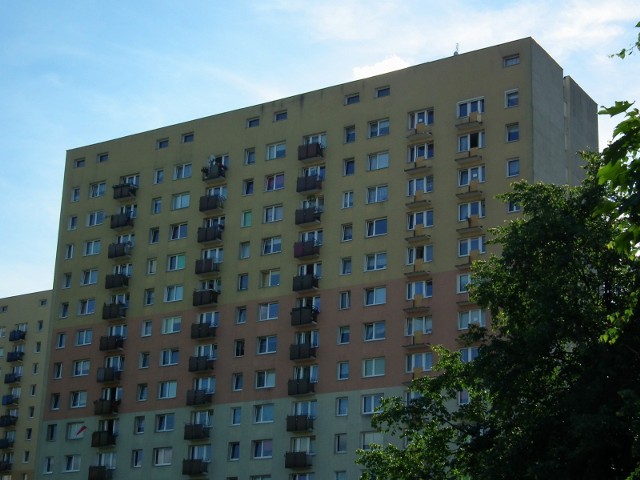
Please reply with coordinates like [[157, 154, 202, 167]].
[[342, 191, 354, 209], [459, 309, 487, 329], [47, 425, 58, 441], [406, 244, 433, 264], [364, 321, 386, 341], [337, 362, 349, 380], [336, 397, 349, 416], [457, 273, 471, 293], [263, 204, 283, 223], [228, 442, 240, 460], [74, 158, 85, 168], [265, 173, 285, 191], [132, 449, 143, 468], [158, 381, 177, 399], [503, 54, 520, 67], [408, 142, 434, 162], [153, 447, 173, 466], [80, 269, 98, 286], [51, 393, 61, 410], [457, 98, 485, 118], [154, 169, 164, 184], [137, 383, 148, 401], [335, 433, 348, 453], [254, 403, 274, 423], [62, 273, 72, 289], [362, 393, 383, 414], [361, 431, 384, 450], [262, 236, 281, 255], [236, 306, 247, 324], [458, 236, 486, 257], [253, 439, 273, 459], [156, 413, 175, 431], [257, 335, 277, 354], [67, 422, 86, 440], [247, 117, 260, 128], [505, 89, 519, 107], [144, 288, 155, 306], [169, 223, 187, 240], [406, 280, 433, 299], [274, 110, 288, 121], [70, 390, 87, 408], [507, 158, 520, 177], [67, 215, 78, 230], [341, 223, 353, 242], [71, 186, 80, 202], [345, 125, 355, 143], [375, 86, 390, 98], [340, 257, 352, 275], [163, 284, 183, 302], [369, 119, 389, 137], [162, 316, 181, 334], [406, 316, 433, 335], [142, 320, 152, 337], [407, 210, 433, 229], [171, 192, 190, 210], [78, 298, 95, 315], [151, 197, 162, 214], [149, 227, 160, 244], [458, 165, 486, 186], [237, 273, 249, 291], [367, 185, 388, 204], [409, 108, 434, 128], [458, 131, 485, 151], [508, 202, 521, 213], [338, 325, 350, 344], [260, 269, 280, 288], [458, 200, 485, 221], [259, 302, 278, 321], [43, 456, 54, 473], [364, 252, 387, 271], [167, 254, 186, 271], [243, 179, 254, 195], [64, 243, 74, 259], [243, 148, 256, 166], [367, 151, 389, 170], [174, 163, 192, 179], [255, 370, 276, 389], [460, 347, 479, 363], [364, 287, 386, 306], [53, 362, 62, 379], [89, 181, 106, 198], [241, 210, 253, 227], [267, 142, 286, 160], [72, 359, 90, 377], [64, 454, 81, 472], [159, 349, 179, 366], [139, 352, 150, 369], [238, 241, 251, 259], [157, 138, 169, 149], [232, 373, 243, 391], [56, 332, 66, 348], [366, 217, 387, 237], [506, 123, 520, 142], [345, 93, 359, 105], [343, 158, 355, 176]]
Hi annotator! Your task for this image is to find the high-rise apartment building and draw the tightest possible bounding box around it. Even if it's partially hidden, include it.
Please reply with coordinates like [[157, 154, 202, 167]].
[[0, 291, 51, 480], [35, 37, 597, 480]]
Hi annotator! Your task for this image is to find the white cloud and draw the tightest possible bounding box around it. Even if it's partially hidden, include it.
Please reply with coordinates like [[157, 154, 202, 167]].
[[352, 55, 412, 79]]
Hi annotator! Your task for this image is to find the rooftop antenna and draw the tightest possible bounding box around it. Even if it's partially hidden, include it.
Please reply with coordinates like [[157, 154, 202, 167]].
[[454, 43, 459, 56]]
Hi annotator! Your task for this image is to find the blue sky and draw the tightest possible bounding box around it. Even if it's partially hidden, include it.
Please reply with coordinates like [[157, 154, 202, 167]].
[[1, 0, 639, 298]]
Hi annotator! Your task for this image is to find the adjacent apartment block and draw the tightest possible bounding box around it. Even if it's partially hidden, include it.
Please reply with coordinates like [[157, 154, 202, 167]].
[[0, 291, 51, 480], [34, 38, 597, 480]]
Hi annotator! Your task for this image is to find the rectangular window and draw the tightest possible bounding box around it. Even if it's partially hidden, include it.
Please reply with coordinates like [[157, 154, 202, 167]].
[[132, 449, 143, 468], [86, 210, 105, 227], [236, 306, 247, 324], [507, 158, 520, 177], [335, 433, 348, 453], [154, 169, 164, 184], [407, 210, 434, 230], [408, 108, 434, 128], [338, 325, 350, 343], [364, 287, 386, 306], [367, 185, 388, 204], [406, 244, 433, 264], [337, 362, 349, 380], [458, 309, 487, 329], [457, 273, 471, 293], [458, 165, 486, 186], [364, 252, 387, 271], [362, 393, 383, 414], [375, 86, 390, 98], [71, 187, 80, 202], [458, 200, 486, 221], [505, 89, 519, 107], [161, 316, 181, 334], [508, 201, 521, 213], [458, 236, 486, 257], [274, 110, 287, 121], [252, 439, 273, 459], [149, 227, 160, 244], [260, 269, 280, 288], [72, 359, 90, 376], [169, 223, 187, 240], [366, 218, 387, 237], [460, 347, 479, 363], [247, 117, 260, 128], [151, 197, 162, 214], [339, 291, 351, 310], [369, 119, 389, 137], [408, 142, 434, 162], [405, 315, 433, 336], [80, 269, 98, 286], [237, 273, 249, 291], [257, 335, 277, 354], [259, 302, 278, 321], [163, 285, 183, 303], [336, 397, 349, 416], [503, 54, 520, 67], [182, 132, 194, 143], [64, 454, 81, 472], [263, 204, 283, 223], [70, 391, 87, 408], [159, 348, 179, 366], [229, 442, 240, 460], [458, 131, 485, 152], [506, 123, 520, 142], [265, 173, 285, 191], [267, 142, 286, 160], [342, 191, 354, 209], [153, 447, 173, 466], [142, 320, 152, 337], [167, 254, 186, 271], [173, 163, 192, 179], [341, 224, 353, 242], [64, 243, 74, 259], [67, 215, 78, 230], [261, 236, 282, 255], [345, 93, 359, 105], [340, 257, 352, 275], [343, 158, 355, 176], [137, 383, 148, 401], [89, 181, 106, 198], [171, 192, 190, 210], [364, 321, 386, 341], [406, 352, 433, 373], [243, 179, 254, 195], [255, 370, 276, 389], [457, 98, 485, 118], [156, 413, 175, 431], [254, 403, 274, 423], [77, 298, 95, 316], [345, 125, 356, 143], [241, 210, 253, 227], [367, 151, 389, 170], [157, 138, 169, 149], [158, 381, 177, 399], [406, 280, 433, 299]]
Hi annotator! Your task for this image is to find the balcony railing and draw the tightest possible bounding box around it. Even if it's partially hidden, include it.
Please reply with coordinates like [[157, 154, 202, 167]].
[[91, 430, 117, 447], [0, 462, 11, 472], [0, 439, 13, 449], [102, 303, 127, 320], [182, 459, 208, 475], [6, 351, 24, 362], [295, 207, 322, 225], [186, 389, 213, 406], [195, 258, 220, 275], [184, 423, 211, 440], [296, 176, 323, 193], [112, 183, 137, 200], [1, 395, 18, 406], [198, 194, 224, 212], [0, 416, 17, 427], [197, 226, 223, 244], [290, 306, 318, 326], [193, 289, 219, 307], [105, 273, 129, 289], [285, 451, 312, 468], [292, 274, 318, 292], [96, 367, 121, 383], [3, 374, 20, 384], [297, 142, 324, 161], [93, 398, 119, 415], [88, 465, 113, 480], [8, 330, 25, 342], [287, 378, 315, 396], [201, 162, 226, 182], [293, 241, 320, 259], [107, 242, 132, 259], [188, 356, 215, 372], [191, 323, 217, 339], [286, 415, 314, 432], [109, 213, 134, 229], [99, 335, 124, 351], [290, 343, 317, 360]]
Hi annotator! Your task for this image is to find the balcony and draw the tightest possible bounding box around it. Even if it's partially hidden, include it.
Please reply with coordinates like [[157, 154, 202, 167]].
[[99, 335, 124, 351], [454, 147, 483, 165], [1, 395, 18, 406], [289, 343, 317, 361], [188, 356, 215, 372], [186, 389, 213, 406], [0, 416, 17, 427], [285, 451, 312, 468], [0, 462, 11, 472], [91, 430, 117, 447], [292, 274, 318, 292], [404, 294, 431, 314], [96, 367, 121, 383], [293, 241, 320, 259], [105, 273, 129, 289], [6, 351, 24, 363], [405, 190, 431, 209], [296, 176, 323, 194], [404, 156, 433, 174], [196, 226, 223, 244], [193, 289, 219, 307], [286, 415, 314, 432], [8, 330, 25, 342], [88, 466, 113, 480], [0, 439, 13, 449], [297, 142, 324, 161], [93, 398, 119, 415], [112, 183, 137, 200], [288, 378, 315, 396], [195, 258, 220, 275], [456, 180, 483, 201], [198, 194, 224, 212], [405, 225, 431, 244], [107, 242, 132, 259], [295, 207, 321, 225], [406, 122, 432, 141], [201, 162, 226, 182], [455, 111, 483, 130], [102, 303, 127, 320], [182, 459, 208, 475], [3, 374, 20, 384], [290, 306, 318, 326], [184, 423, 210, 440], [191, 323, 217, 339], [456, 215, 483, 235], [109, 213, 134, 229]]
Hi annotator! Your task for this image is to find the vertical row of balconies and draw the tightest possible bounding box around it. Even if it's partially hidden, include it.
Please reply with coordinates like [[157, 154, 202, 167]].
[[0, 328, 25, 473]]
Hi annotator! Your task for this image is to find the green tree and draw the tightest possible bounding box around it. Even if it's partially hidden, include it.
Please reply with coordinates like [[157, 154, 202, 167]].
[[357, 160, 640, 479]]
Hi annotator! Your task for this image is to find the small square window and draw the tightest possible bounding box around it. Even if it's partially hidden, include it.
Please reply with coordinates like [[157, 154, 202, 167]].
[[157, 138, 169, 149], [247, 117, 260, 128], [506, 123, 519, 142], [507, 158, 520, 177], [375, 86, 390, 98], [345, 125, 356, 143], [505, 90, 519, 108], [503, 54, 520, 67], [182, 132, 194, 143], [74, 158, 85, 168], [274, 110, 287, 121], [97, 153, 109, 163], [345, 93, 360, 105], [343, 158, 355, 176]]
